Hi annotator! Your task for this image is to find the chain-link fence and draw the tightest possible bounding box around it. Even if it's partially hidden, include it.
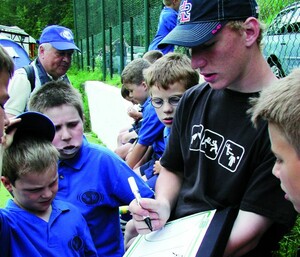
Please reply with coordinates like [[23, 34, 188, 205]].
[[73, 0, 299, 80]]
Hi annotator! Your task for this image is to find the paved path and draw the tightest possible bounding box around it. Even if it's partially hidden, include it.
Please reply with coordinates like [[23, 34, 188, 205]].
[[85, 81, 133, 151]]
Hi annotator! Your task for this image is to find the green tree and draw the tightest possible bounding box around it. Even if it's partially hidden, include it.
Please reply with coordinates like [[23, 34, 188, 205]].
[[0, 0, 73, 39]]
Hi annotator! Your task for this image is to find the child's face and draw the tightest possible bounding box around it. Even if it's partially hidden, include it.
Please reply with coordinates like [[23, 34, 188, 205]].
[[269, 123, 300, 213], [150, 82, 186, 128], [44, 104, 84, 160], [125, 82, 148, 105], [5, 166, 58, 216]]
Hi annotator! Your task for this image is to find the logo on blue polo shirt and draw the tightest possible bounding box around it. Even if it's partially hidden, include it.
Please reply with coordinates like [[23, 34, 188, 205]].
[[69, 235, 84, 251], [78, 190, 102, 205]]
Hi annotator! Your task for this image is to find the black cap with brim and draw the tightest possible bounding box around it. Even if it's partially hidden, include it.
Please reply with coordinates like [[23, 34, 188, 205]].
[[158, 0, 259, 49], [6, 112, 55, 142], [158, 21, 228, 48]]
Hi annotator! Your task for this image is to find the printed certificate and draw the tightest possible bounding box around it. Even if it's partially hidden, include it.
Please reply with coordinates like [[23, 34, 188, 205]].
[[124, 210, 216, 257]]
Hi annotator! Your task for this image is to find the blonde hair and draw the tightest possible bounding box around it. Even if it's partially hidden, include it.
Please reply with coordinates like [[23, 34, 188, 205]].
[[2, 137, 59, 186], [227, 20, 265, 47], [145, 52, 199, 91], [250, 68, 300, 156]]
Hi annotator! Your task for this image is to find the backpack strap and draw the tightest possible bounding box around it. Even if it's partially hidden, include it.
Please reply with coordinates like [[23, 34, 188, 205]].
[[23, 65, 35, 92]]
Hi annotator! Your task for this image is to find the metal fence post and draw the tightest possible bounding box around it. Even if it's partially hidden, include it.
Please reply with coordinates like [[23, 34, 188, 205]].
[[109, 27, 113, 79], [101, 0, 106, 80], [85, 0, 90, 70], [144, 0, 150, 50], [119, 0, 125, 74], [91, 34, 95, 71], [73, 0, 80, 69], [130, 17, 134, 62]]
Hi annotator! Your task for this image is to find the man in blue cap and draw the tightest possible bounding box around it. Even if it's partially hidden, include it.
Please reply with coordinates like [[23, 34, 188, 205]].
[[5, 25, 80, 118], [127, 0, 297, 256]]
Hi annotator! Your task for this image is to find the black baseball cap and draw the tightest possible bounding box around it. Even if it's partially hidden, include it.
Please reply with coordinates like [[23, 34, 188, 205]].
[[6, 112, 55, 142], [158, 0, 259, 48]]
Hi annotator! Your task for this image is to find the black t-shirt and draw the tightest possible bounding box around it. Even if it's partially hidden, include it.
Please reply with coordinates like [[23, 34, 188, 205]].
[[160, 83, 296, 256]]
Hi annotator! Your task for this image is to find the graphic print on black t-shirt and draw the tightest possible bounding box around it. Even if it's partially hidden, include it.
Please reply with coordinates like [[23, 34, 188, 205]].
[[190, 125, 245, 173]]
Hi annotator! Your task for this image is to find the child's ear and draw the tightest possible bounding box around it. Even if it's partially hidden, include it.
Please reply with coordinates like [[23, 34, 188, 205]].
[[243, 17, 260, 47], [141, 81, 148, 91], [1, 176, 13, 193]]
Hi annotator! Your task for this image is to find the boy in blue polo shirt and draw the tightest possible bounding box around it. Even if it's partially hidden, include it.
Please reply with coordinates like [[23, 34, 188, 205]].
[[28, 81, 154, 257], [144, 52, 199, 188], [1, 112, 97, 257], [121, 58, 165, 190], [148, 0, 181, 54]]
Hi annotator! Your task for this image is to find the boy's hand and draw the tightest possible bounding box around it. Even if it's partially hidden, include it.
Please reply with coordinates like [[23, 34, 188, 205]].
[[128, 197, 170, 234], [127, 107, 142, 121], [2, 118, 21, 149], [153, 160, 162, 175]]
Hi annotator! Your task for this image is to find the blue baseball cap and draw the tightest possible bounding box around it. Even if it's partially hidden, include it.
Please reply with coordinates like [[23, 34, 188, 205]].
[[158, 0, 259, 48], [37, 25, 80, 51], [6, 112, 56, 142]]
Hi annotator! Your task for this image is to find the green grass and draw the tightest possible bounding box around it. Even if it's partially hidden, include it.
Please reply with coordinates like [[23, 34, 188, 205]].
[[0, 185, 11, 208], [274, 216, 300, 257]]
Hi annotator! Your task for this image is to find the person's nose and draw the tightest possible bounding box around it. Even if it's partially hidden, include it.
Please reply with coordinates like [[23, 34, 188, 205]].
[[162, 102, 173, 113], [41, 187, 53, 199], [60, 127, 72, 141], [191, 49, 207, 70], [62, 54, 72, 63], [272, 164, 280, 179]]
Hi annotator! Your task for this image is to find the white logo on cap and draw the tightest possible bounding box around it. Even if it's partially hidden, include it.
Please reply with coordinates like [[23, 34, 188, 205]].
[[180, 0, 192, 23], [60, 30, 73, 41]]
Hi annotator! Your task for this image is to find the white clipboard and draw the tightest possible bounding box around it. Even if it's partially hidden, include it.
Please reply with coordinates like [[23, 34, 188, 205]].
[[124, 209, 216, 257]]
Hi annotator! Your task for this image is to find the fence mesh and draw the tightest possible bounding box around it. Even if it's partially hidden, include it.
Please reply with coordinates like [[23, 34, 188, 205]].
[[74, 0, 299, 79]]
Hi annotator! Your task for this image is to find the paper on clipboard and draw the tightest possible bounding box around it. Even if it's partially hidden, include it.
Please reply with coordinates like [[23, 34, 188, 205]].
[[124, 209, 216, 257]]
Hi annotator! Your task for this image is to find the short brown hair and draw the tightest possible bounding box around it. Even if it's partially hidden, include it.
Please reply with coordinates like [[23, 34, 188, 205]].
[[145, 52, 199, 91], [28, 81, 84, 121], [227, 19, 264, 47], [143, 50, 163, 64], [121, 58, 151, 85], [250, 68, 300, 156]]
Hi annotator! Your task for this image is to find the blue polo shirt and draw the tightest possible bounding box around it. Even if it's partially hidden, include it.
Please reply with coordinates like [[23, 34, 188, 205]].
[[0, 199, 97, 257], [164, 127, 171, 145], [138, 97, 165, 158], [57, 137, 154, 257], [148, 6, 178, 54]]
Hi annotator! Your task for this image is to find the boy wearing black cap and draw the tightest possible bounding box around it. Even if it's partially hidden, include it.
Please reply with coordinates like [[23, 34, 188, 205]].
[[0, 112, 97, 257], [5, 25, 80, 118], [128, 0, 296, 256]]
